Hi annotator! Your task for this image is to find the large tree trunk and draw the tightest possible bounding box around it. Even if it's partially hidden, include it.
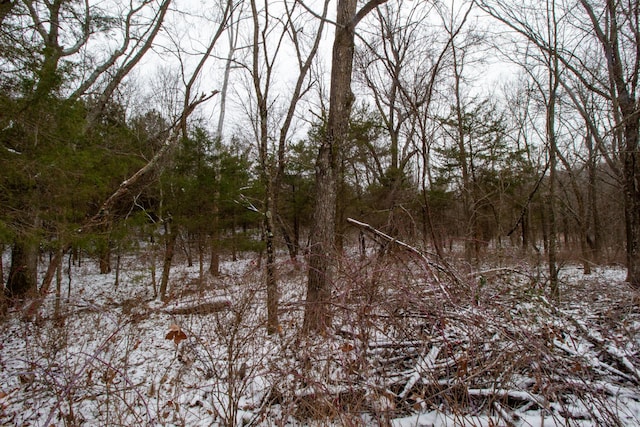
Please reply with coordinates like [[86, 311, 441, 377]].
[[622, 118, 640, 286], [546, 5, 560, 300], [6, 238, 39, 301], [303, 0, 358, 334], [304, 139, 339, 333]]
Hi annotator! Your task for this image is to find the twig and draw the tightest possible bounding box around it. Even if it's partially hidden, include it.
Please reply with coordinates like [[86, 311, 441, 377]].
[[554, 340, 637, 383], [346, 217, 455, 298], [538, 296, 640, 384]]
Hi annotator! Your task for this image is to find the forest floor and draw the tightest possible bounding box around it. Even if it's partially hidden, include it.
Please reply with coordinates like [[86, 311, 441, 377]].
[[1, 248, 640, 426]]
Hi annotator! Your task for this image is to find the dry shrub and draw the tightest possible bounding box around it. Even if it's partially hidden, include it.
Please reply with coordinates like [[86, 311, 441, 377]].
[[1, 250, 638, 426], [273, 250, 640, 425]]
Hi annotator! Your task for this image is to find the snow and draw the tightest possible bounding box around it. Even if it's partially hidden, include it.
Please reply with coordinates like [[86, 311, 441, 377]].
[[1, 252, 640, 426]]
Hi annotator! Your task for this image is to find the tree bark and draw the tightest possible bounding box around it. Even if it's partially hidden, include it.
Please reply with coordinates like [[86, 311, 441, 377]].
[[6, 238, 38, 301], [304, 0, 358, 334], [159, 222, 177, 301], [99, 238, 111, 274]]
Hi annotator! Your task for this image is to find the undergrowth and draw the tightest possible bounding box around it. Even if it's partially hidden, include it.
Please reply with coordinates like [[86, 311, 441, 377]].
[[1, 250, 639, 426]]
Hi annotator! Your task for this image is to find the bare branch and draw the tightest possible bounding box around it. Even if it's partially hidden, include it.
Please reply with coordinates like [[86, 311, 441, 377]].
[[347, 217, 457, 297], [86, 0, 173, 127], [353, 0, 388, 27]]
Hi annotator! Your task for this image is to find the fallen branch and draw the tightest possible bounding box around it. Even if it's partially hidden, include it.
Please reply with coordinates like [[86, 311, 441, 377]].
[[84, 91, 219, 231], [163, 299, 231, 315], [346, 217, 456, 297], [399, 344, 441, 399], [539, 296, 640, 384], [493, 401, 517, 427]]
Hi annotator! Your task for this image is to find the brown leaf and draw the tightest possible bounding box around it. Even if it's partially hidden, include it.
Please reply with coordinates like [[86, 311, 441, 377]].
[[340, 343, 354, 352], [165, 324, 187, 345], [102, 368, 117, 384]]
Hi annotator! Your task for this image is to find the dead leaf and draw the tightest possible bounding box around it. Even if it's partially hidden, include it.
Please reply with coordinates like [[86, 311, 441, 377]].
[[165, 324, 187, 345], [102, 368, 117, 384], [340, 343, 354, 352]]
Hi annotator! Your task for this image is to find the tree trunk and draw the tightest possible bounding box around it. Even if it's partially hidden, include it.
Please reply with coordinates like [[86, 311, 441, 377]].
[[451, 44, 477, 263], [6, 238, 38, 301], [587, 131, 601, 263], [265, 207, 278, 334], [54, 247, 63, 319], [303, 0, 359, 334], [182, 232, 193, 267], [22, 247, 66, 320], [335, 157, 348, 255], [99, 236, 111, 274], [521, 206, 529, 253], [209, 219, 221, 277], [304, 139, 339, 333], [198, 236, 204, 286], [622, 120, 640, 286], [546, 0, 560, 300], [0, 244, 3, 283], [114, 247, 121, 288], [159, 222, 177, 301], [578, 0, 640, 286], [231, 215, 238, 262], [279, 219, 299, 266]]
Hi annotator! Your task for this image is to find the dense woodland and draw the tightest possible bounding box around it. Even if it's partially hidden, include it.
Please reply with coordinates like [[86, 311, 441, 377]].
[[1, 0, 640, 424], [1, 0, 638, 318]]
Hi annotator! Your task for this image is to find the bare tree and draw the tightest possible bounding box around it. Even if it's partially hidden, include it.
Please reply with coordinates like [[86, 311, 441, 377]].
[[242, 0, 329, 333], [353, 1, 440, 239], [209, 6, 243, 277], [444, 2, 483, 262], [477, 0, 640, 286], [303, 0, 389, 334], [577, 0, 640, 286], [545, 0, 560, 298]]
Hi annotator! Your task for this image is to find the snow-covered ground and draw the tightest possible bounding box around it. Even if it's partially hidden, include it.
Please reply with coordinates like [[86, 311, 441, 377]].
[[1, 251, 639, 426]]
